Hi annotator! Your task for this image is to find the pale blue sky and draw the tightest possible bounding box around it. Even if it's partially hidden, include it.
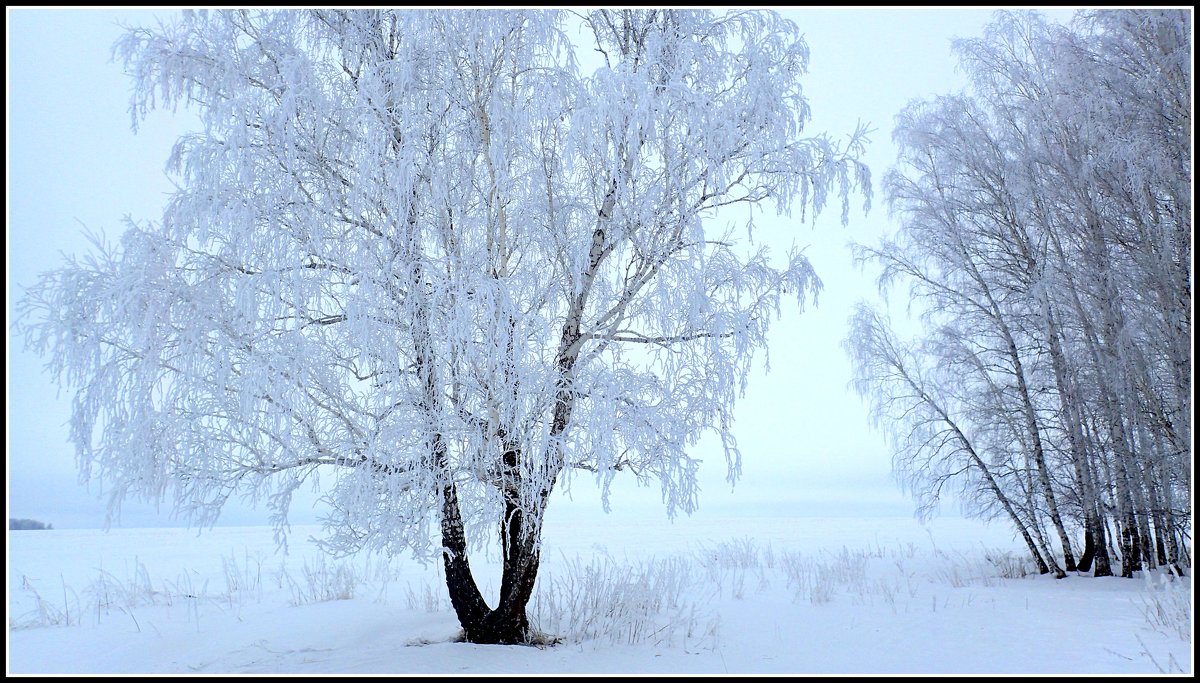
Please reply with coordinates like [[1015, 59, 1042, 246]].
[[6, 8, 1078, 529]]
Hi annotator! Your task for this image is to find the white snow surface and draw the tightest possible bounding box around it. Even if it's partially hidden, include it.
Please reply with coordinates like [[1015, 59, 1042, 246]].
[[7, 513, 1192, 675]]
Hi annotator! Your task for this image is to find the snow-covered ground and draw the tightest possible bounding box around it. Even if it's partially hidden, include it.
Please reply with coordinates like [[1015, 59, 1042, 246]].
[[7, 512, 1191, 674]]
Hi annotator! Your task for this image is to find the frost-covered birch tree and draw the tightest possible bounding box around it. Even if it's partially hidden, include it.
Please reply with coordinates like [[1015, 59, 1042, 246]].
[[18, 9, 869, 643]]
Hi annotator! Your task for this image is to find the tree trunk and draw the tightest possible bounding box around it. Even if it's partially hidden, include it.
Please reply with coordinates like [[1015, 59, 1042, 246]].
[[1158, 468, 1185, 576], [487, 490, 546, 644], [1114, 447, 1143, 578], [1119, 515, 1140, 578], [1077, 526, 1095, 572], [439, 481, 546, 645], [438, 447, 551, 645], [437, 425, 563, 644], [471, 447, 550, 645], [435, 430, 491, 639], [1081, 483, 1112, 576], [1090, 501, 1114, 577], [1025, 501, 1066, 578]]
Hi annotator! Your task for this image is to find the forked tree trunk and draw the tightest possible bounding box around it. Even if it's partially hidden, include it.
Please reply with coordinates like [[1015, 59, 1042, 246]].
[[439, 493, 544, 643], [437, 444, 550, 644], [438, 480, 546, 644]]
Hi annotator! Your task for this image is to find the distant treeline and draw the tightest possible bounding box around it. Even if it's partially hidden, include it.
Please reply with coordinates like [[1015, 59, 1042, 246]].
[[846, 10, 1190, 578], [9, 518, 53, 530]]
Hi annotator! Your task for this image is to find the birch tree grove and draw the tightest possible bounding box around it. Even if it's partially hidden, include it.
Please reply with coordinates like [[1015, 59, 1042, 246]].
[[847, 9, 1190, 578], [17, 9, 869, 643]]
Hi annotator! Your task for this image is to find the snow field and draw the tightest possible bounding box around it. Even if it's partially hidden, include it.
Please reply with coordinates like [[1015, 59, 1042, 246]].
[[7, 516, 1191, 674]]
